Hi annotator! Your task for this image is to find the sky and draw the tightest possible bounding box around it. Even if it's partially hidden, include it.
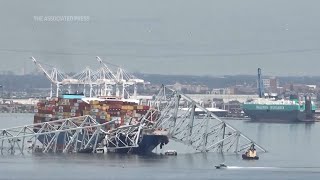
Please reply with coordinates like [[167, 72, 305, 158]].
[[0, 0, 320, 76]]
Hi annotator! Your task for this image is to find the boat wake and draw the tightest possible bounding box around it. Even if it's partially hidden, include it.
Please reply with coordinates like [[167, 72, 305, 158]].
[[227, 166, 277, 170], [224, 166, 320, 172]]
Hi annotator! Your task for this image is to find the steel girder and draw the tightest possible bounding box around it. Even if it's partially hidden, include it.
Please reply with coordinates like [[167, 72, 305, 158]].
[[103, 124, 141, 151], [0, 115, 114, 155], [139, 85, 267, 153]]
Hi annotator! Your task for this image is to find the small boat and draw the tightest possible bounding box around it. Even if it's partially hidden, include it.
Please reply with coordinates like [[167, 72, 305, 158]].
[[242, 154, 259, 160], [215, 163, 227, 169], [242, 144, 259, 160], [96, 147, 105, 154], [164, 150, 177, 156]]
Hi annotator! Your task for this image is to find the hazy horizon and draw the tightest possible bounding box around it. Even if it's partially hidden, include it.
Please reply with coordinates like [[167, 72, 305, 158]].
[[1, 0, 320, 76], [4, 70, 320, 78]]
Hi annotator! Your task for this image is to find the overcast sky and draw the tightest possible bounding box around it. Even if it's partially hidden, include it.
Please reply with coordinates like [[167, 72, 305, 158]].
[[0, 0, 320, 76]]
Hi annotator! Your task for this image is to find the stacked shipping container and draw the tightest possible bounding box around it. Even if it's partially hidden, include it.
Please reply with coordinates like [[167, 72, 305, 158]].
[[34, 97, 151, 130]]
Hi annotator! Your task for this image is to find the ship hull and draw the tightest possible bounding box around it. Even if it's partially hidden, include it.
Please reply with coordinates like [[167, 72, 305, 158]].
[[108, 134, 169, 154], [242, 154, 259, 160], [243, 110, 314, 122], [35, 133, 168, 154], [35, 132, 89, 152]]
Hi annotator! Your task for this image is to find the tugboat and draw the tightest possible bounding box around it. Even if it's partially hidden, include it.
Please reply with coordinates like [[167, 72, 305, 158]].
[[242, 144, 259, 160]]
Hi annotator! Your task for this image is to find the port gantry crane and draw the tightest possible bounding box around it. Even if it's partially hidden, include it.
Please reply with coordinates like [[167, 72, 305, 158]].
[[91, 65, 116, 97], [31, 57, 68, 98], [95, 56, 119, 97], [67, 66, 96, 97], [96, 56, 146, 99], [31, 56, 147, 98], [31, 57, 99, 97]]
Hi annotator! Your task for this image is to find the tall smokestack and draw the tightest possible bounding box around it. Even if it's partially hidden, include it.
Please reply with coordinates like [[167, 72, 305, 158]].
[[257, 68, 263, 98]]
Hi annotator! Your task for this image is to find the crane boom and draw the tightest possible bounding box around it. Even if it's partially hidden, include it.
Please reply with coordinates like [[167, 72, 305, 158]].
[[96, 56, 118, 81], [30, 57, 56, 84]]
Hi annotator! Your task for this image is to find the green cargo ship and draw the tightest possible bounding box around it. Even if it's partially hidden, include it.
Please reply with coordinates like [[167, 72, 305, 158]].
[[243, 96, 316, 122]]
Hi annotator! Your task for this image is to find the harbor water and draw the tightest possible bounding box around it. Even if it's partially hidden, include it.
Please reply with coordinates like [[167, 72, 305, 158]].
[[1, 114, 320, 179]]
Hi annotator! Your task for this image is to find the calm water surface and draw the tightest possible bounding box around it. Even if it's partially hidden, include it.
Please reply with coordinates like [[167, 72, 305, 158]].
[[0, 114, 320, 180]]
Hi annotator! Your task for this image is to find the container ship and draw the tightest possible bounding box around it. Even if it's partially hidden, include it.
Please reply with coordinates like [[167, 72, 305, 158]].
[[34, 93, 169, 154], [242, 95, 316, 122]]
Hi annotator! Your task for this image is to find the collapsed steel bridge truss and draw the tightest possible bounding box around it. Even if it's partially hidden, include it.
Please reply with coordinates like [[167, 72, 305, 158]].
[[139, 85, 267, 153], [0, 116, 112, 155], [103, 124, 141, 151], [0, 117, 149, 155], [0, 86, 266, 155]]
